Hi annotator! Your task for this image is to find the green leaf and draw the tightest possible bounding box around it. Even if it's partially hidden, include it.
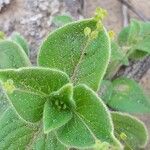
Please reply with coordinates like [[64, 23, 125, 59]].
[[112, 112, 148, 149], [118, 19, 141, 46], [0, 108, 38, 149], [129, 50, 148, 60], [38, 19, 111, 91], [56, 84, 122, 149], [57, 113, 95, 149], [10, 32, 29, 55], [99, 80, 113, 104], [0, 68, 70, 122], [43, 84, 74, 133], [0, 86, 9, 116], [107, 77, 150, 113], [32, 132, 68, 150], [111, 41, 129, 66], [0, 40, 31, 69], [0, 108, 68, 150], [0, 31, 5, 40], [118, 20, 150, 60], [52, 15, 74, 27]]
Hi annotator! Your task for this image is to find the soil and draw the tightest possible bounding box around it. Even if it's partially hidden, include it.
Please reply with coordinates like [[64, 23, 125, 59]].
[[0, 0, 150, 149]]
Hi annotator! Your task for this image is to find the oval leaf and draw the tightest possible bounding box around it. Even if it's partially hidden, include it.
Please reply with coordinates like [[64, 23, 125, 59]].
[[0, 40, 31, 69], [10, 32, 29, 55], [108, 77, 150, 113], [56, 84, 122, 149], [38, 19, 111, 91], [112, 112, 148, 149], [52, 15, 73, 27], [0, 68, 70, 122], [43, 84, 74, 133]]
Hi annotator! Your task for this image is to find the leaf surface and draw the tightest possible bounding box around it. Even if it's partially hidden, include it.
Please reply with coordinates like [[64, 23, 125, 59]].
[[57, 84, 122, 149], [38, 19, 110, 91], [108, 77, 150, 113], [0, 40, 31, 69], [43, 84, 74, 133], [52, 15, 73, 27], [0, 108, 38, 149], [112, 112, 148, 149], [0, 68, 70, 122], [32, 132, 67, 150], [10, 32, 29, 55]]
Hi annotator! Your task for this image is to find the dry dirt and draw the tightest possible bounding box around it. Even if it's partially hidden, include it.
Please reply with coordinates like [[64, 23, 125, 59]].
[[0, 0, 150, 149]]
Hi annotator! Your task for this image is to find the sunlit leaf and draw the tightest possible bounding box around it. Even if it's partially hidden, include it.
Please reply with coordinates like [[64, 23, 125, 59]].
[[0, 68, 70, 122], [56, 84, 122, 149], [43, 84, 73, 133], [38, 19, 111, 91]]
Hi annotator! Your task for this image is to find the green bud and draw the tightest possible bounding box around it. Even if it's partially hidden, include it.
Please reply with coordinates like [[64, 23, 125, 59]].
[[120, 132, 127, 141], [84, 27, 91, 37], [2, 79, 15, 94], [91, 30, 99, 39]]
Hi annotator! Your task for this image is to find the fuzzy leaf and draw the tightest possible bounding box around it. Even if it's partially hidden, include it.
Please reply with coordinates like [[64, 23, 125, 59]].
[[0, 68, 70, 122], [10, 32, 29, 55], [118, 19, 141, 46], [118, 20, 150, 60], [108, 77, 150, 113], [112, 112, 148, 149], [38, 19, 111, 91], [0, 108, 38, 149], [57, 113, 95, 149], [99, 80, 113, 104], [0, 108, 67, 150], [43, 84, 74, 133], [56, 84, 122, 149], [52, 15, 73, 27], [0, 87, 9, 116], [111, 41, 129, 66], [0, 40, 31, 69], [32, 132, 67, 150]]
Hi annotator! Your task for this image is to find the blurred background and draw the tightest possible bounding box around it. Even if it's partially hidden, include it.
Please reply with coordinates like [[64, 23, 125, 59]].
[[0, 0, 150, 149]]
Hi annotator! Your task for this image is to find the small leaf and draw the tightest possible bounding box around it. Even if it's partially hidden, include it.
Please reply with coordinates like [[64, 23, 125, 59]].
[[0, 108, 38, 149], [43, 84, 74, 133], [112, 112, 148, 149], [10, 32, 29, 55], [0, 40, 31, 69], [107, 77, 150, 113], [52, 15, 74, 27], [118, 19, 141, 46], [0, 68, 70, 122], [56, 84, 122, 149], [118, 20, 150, 60], [38, 19, 111, 91]]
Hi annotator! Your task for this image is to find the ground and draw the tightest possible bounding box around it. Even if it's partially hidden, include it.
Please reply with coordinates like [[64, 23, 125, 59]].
[[0, 0, 150, 149]]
